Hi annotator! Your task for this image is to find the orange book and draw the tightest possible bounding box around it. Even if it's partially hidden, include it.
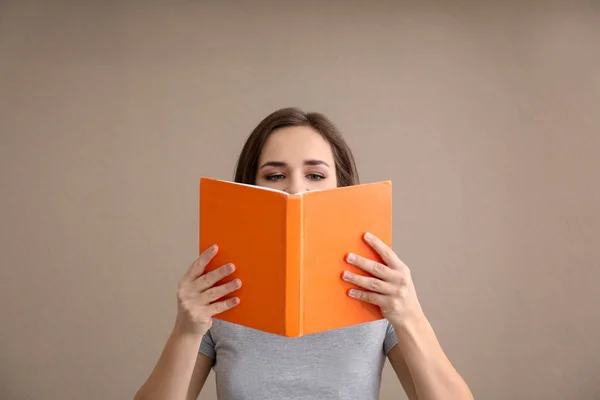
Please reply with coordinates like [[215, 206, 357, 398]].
[[198, 177, 392, 337]]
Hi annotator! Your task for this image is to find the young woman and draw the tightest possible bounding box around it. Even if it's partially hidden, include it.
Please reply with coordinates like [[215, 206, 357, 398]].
[[134, 108, 473, 400]]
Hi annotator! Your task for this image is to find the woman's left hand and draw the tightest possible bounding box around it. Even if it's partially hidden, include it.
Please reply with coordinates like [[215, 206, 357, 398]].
[[342, 232, 423, 328]]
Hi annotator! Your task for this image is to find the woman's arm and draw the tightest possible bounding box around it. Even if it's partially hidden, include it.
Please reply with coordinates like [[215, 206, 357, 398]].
[[386, 344, 418, 400], [387, 314, 473, 400], [342, 232, 473, 400], [134, 246, 241, 400], [134, 324, 210, 400], [186, 353, 214, 400]]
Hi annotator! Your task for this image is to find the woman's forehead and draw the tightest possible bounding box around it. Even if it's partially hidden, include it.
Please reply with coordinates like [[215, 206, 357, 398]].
[[258, 126, 334, 164]]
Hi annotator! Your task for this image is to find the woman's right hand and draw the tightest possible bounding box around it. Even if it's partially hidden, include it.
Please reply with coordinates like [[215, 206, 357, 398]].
[[174, 244, 242, 336]]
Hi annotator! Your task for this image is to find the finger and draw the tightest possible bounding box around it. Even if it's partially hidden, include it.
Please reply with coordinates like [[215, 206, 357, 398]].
[[346, 252, 394, 280], [184, 244, 218, 282], [200, 278, 242, 304], [207, 296, 240, 316], [193, 263, 236, 293], [363, 232, 403, 270], [342, 271, 396, 294], [347, 288, 385, 306]]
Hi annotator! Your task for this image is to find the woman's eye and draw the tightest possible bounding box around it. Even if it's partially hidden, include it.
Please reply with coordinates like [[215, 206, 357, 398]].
[[266, 174, 285, 181], [265, 173, 324, 181]]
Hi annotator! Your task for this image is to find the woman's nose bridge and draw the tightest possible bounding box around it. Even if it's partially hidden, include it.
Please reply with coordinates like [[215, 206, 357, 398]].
[[285, 172, 304, 194]]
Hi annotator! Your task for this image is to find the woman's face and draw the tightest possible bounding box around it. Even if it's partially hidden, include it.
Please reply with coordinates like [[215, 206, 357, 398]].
[[255, 126, 338, 194]]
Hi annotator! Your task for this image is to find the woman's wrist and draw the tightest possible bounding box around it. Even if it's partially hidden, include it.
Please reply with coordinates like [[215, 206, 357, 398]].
[[172, 317, 208, 343], [392, 308, 433, 350]]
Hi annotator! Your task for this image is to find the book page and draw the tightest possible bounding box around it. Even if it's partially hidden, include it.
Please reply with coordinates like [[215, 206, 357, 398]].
[[300, 181, 392, 334]]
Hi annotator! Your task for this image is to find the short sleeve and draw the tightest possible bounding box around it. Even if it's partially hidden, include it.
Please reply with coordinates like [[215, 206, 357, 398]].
[[199, 328, 216, 359], [383, 320, 399, 354]]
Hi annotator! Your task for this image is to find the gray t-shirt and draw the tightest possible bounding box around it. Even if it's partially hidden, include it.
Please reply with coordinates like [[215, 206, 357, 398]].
[[199, 318, 398, 399]]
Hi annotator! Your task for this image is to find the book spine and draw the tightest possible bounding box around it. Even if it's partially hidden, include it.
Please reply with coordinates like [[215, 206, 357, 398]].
[[285, 194, 303, 337]]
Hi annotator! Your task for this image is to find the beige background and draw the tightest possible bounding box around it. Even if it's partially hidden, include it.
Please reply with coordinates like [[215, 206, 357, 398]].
[[1, 1, 599, 399]]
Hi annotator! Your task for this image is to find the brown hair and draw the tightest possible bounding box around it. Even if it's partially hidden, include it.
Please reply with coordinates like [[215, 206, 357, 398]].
[[233, 107, 359, 187]]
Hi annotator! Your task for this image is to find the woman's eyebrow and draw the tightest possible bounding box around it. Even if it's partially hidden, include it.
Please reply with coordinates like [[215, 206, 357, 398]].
[[259, 159, 330, 169], [259, 161, 287, 170], [304, 159, 330, 167]]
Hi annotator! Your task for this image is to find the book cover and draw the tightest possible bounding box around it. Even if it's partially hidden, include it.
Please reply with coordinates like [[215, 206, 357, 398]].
[[198, 177, 393, 337]]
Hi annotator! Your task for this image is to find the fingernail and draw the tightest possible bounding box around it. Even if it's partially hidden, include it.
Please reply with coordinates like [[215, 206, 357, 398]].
[[342, 271, 352, 280], [225, 263, 235, 273], [210, 244, 218, 253], [346, 253, 356, 263], [233, 279, 242, 287], [229, 297, 240, 305], [364, 232, 373, 241], [348, 289, 357, 297]]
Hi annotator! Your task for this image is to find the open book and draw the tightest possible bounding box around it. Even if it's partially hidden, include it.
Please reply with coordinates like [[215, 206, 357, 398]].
[[198, 177, 393, 337]]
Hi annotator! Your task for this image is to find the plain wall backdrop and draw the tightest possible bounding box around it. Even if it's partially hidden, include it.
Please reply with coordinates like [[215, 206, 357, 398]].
[[1, 1, 599, 399]]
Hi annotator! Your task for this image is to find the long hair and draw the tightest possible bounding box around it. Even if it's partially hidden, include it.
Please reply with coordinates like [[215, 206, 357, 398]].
[[233, 107, 359, 187]]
